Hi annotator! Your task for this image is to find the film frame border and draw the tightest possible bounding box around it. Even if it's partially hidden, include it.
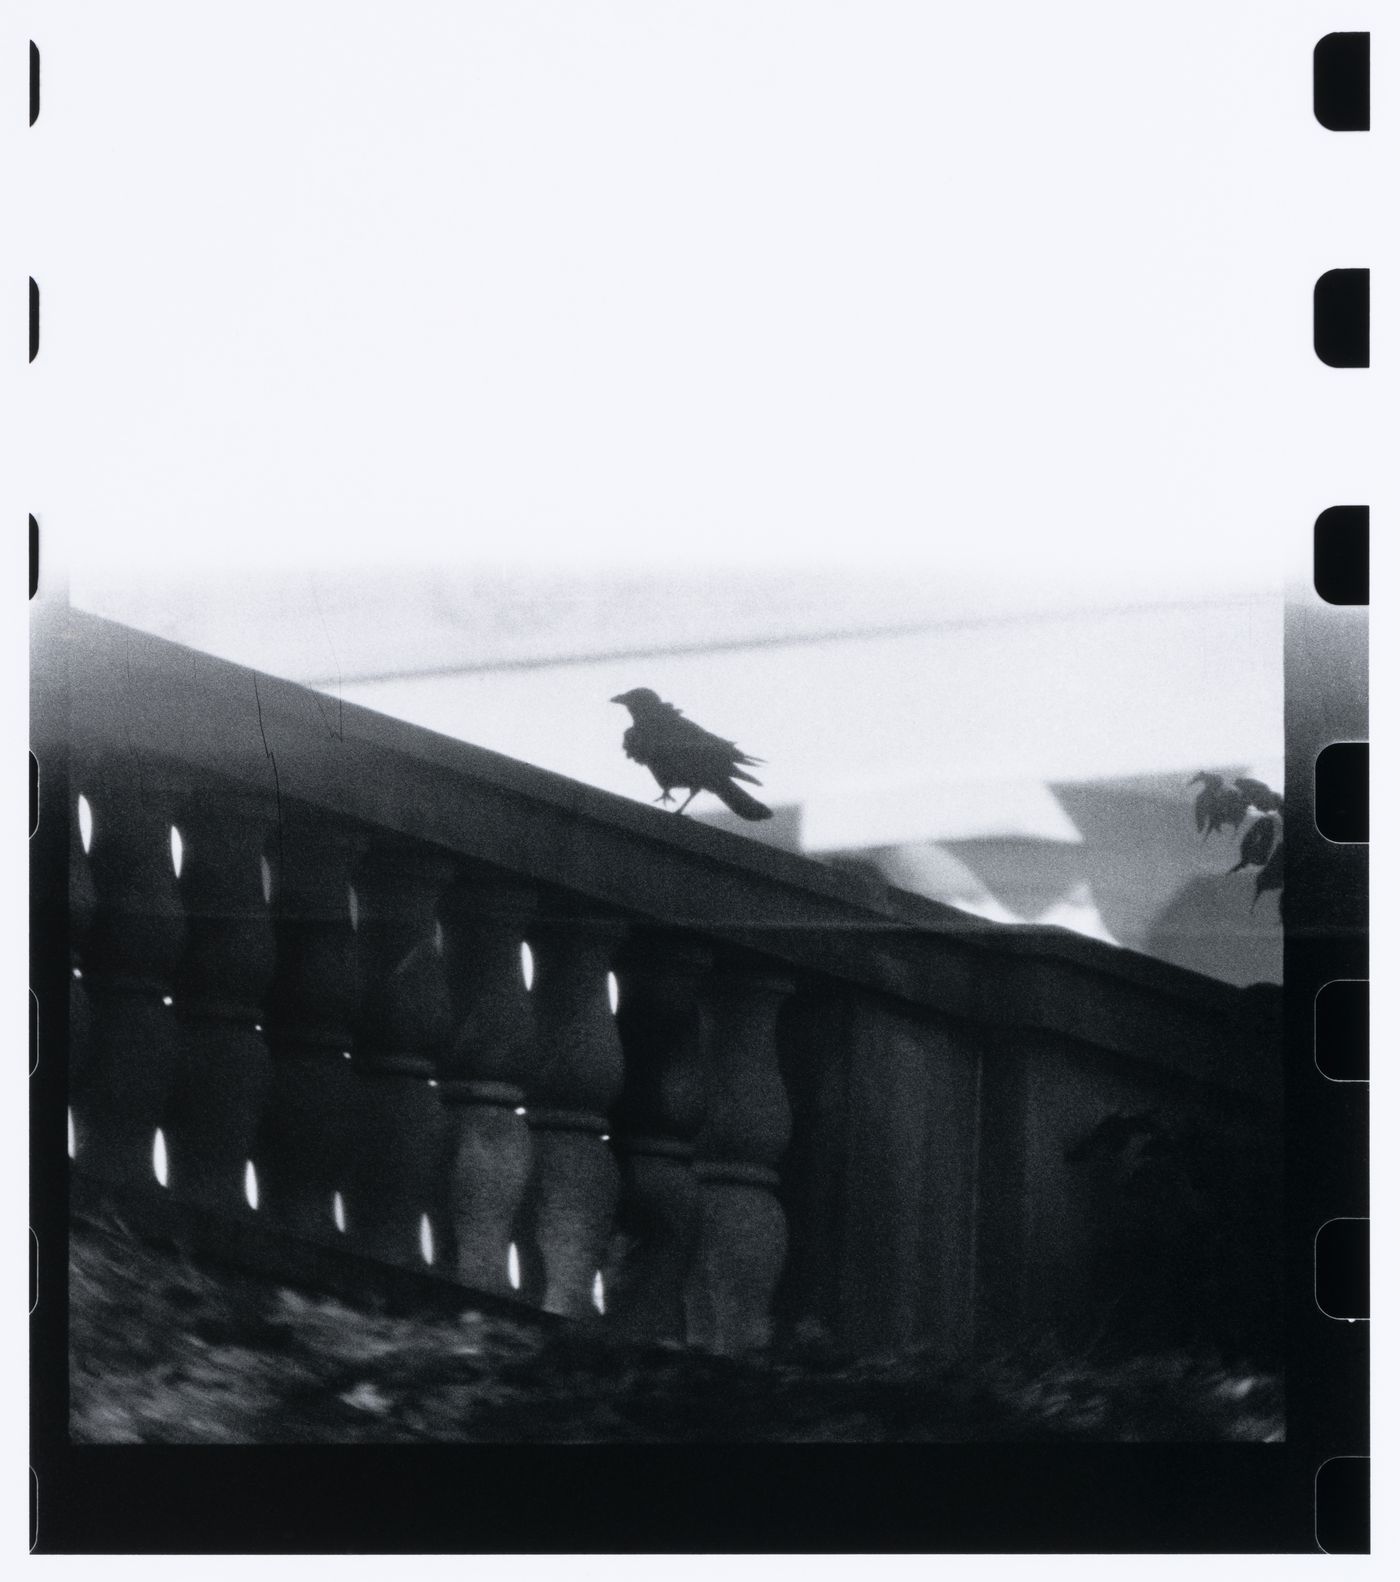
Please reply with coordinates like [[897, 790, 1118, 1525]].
[[24, 17, 1376, 1556]]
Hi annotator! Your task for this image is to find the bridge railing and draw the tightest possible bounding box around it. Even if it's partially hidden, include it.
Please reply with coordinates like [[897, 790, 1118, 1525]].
[[55, 608, 1280, 1356]]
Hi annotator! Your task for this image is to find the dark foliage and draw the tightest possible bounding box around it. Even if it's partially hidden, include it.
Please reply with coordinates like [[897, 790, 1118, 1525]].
[[1231, 815, 1276, 873], [69, 1213, 1281, 1444], [1065, 1110, 1283, 1368], [1191, 774, 1284, 906]]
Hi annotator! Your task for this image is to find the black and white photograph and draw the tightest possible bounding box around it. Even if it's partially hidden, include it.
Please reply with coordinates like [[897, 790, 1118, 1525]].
[[21, 0, 1381, 1556], [54, 558, 1288, 1448]]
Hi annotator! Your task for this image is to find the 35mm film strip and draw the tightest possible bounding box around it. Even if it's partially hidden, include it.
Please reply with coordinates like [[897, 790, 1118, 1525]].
[[25, 17, 1376, 1557], [1302, 28, 1372, 1560]]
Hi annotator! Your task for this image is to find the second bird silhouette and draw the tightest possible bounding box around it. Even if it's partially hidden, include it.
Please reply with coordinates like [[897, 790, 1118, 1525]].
[[611, 687, 774, 821]]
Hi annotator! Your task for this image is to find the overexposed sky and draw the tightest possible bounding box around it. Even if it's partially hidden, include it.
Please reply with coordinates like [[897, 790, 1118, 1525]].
[[23, 0, 1334, 846], [15, 0, 1388, 603]]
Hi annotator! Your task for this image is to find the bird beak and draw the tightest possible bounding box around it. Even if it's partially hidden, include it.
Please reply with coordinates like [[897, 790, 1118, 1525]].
[[609, 694, 625, 704]]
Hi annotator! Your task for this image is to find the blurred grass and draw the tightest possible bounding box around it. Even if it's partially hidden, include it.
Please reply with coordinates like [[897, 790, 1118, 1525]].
[[69, 1212, 1283, 1444]]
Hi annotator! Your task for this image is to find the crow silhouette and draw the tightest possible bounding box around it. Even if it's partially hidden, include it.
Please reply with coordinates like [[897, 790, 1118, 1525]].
[[611, 687, 773, 820]]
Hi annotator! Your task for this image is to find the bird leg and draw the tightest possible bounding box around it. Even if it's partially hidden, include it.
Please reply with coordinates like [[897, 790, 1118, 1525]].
[[653, 790, 676, 806], [674, 789, 699, 815]]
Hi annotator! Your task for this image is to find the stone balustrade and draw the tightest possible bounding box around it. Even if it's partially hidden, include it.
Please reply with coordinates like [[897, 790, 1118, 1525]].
[[51, 609, 1282, 1356]]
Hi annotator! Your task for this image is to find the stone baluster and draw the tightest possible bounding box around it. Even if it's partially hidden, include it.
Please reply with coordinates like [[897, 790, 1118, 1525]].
[[517, 912, 626, 1317], [688, 957, 796, 1353], [347, 838, 456, 1268], [436, 873, 538, 1296], [607, 933, 713, 1344], [67, 776, 98, 1108], [161, 785, 278, 1217], [972, 1031, 1035, 1341], [256, 810, 367, 1242], [69, 755, 187, 1192]]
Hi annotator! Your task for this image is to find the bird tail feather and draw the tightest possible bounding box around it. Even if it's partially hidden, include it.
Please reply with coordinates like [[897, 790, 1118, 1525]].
[[715, 782, 774, 821], [731, 767, 762, 786]]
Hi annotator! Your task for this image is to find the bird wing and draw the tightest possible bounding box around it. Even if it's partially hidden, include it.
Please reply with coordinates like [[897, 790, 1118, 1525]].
[[669, 715, 766, 782], [631, 710, 764, 789], [621, 723, 649, 765]]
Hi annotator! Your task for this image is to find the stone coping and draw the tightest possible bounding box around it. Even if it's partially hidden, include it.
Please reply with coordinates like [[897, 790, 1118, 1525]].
[[60, 610, 1279, 1090]]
